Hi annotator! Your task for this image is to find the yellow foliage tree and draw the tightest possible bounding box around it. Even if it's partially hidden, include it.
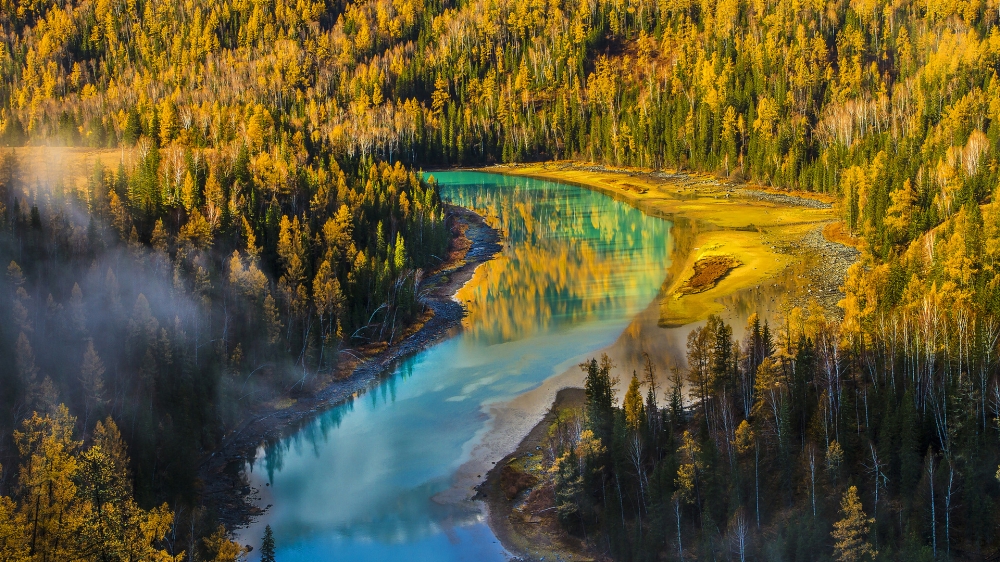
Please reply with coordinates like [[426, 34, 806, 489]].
[[623, 371, 645, 431], [832, 486, 876, 562], [0, 468, 26, 559], [203, 525, 248, 562], [179, 209, 214, 250], [0, 409, 182, 561], [675, 430, 703, 504]]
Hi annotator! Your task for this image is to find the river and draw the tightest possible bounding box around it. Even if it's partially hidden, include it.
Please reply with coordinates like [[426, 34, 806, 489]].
[[238, 171, 673, 560]]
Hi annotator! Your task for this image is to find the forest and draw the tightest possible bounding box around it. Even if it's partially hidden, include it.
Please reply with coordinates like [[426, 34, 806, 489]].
[[0, 0, 999, 557], [0, 148, 450, 558], [545, 302, 1000, 560]]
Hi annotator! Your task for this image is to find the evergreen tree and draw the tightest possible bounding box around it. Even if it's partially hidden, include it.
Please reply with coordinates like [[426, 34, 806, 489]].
[[260, 525, 276, 562], [583, 355, 616, 445]]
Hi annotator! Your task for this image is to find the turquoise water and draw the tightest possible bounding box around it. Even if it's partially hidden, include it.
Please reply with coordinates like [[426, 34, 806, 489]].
[[241, 171, 672, 561]]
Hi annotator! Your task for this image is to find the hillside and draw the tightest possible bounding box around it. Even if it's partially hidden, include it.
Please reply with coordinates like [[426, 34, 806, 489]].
[[1, 0, 1000, 559]]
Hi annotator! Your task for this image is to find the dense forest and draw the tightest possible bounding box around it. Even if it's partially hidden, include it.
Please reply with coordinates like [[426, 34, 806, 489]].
[[546, 301, 1000, 560], [0, 147, 450, 557], [0, 0, 999, 557]]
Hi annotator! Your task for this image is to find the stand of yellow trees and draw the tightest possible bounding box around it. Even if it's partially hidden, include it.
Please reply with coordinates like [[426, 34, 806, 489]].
[[0, 405, 240, 561]]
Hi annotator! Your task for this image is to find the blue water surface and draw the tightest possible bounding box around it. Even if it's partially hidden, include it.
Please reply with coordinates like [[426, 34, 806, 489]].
[[241, 171, 672, 561]]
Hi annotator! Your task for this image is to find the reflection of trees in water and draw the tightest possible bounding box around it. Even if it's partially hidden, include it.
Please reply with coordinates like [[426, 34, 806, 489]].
[[444, 178, 671, 345], [258, 398, 354, 484], [255, 357, 421, 484]]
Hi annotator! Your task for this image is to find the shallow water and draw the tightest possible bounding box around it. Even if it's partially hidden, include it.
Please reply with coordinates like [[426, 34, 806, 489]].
[[240, 171, 673, 561]]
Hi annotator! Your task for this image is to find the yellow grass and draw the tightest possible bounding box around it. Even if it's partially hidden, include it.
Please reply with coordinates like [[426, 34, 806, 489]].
[[490, 162, 838, 326]]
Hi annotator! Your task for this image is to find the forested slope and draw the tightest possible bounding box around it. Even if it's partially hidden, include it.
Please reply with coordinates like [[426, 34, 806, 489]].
[[1, 0, 1000, 558]]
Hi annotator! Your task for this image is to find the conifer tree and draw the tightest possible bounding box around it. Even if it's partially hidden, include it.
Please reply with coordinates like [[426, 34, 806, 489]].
[[832, 486, 875, 562], [583, 355, 616, 445], [623, 371, 644, 431], [79, 340, 107, 428], [260, 525, 276, 562], [14, 332, 39, 410]]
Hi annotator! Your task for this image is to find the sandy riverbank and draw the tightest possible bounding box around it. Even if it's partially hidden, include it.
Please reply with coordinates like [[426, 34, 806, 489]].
[[491, 162, 853, 325], [470, 162, 860, 560]]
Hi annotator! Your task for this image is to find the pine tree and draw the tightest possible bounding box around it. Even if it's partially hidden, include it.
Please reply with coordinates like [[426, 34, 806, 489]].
[[14, 332, 39, 409], [79, 340, 107, 430], [260, 525, 276, 562], [6, 260, 24, 286], [68, 283, 87, 335], [667, 367, 684, 428], [712, 316, 733, 385], [553, 448, 585, 529], [583, 355, 617, 445]]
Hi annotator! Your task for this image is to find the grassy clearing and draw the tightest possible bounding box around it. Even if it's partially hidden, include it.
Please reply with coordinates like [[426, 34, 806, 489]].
[[491, 162, 840, 326]]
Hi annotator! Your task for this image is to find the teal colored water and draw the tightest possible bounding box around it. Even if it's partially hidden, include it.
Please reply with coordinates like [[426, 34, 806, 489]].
[[242, 171, 672, 561]]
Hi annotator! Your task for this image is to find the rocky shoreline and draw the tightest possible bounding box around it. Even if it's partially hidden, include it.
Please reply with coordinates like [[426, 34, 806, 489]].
[[770, 224, 861, 316], [736, 188, 833, 209], [198, 204, 502, 532]]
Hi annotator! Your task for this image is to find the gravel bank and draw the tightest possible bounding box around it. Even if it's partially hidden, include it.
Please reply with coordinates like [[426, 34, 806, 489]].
[[736, 188, 832, 209], [771, 224, 860, 316]]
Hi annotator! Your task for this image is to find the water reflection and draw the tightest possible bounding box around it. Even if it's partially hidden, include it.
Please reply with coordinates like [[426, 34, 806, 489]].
[[239, 171, 672, 561], [449, 175, 672, 344]]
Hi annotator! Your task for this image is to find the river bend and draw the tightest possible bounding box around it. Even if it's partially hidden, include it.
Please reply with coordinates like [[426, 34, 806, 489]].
[[239, 171, 673, 560]]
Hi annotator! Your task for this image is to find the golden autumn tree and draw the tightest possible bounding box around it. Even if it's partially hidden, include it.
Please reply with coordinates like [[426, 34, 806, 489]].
[[79, 418, 179, 561], [675, 430, 703, 505], [753, 357, 786, 441], [203, 525, 248, 562], [0, 480, 26, 560], [832, 486, 876, 562], [1, 409, 181, 561], [13, 405, 88, 560], [313, 260, 345, 338], [884, 179, 914, 244], [623, 371, 645, 431], [179, 209, 214, 250], [431, 76, 450, 116]]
